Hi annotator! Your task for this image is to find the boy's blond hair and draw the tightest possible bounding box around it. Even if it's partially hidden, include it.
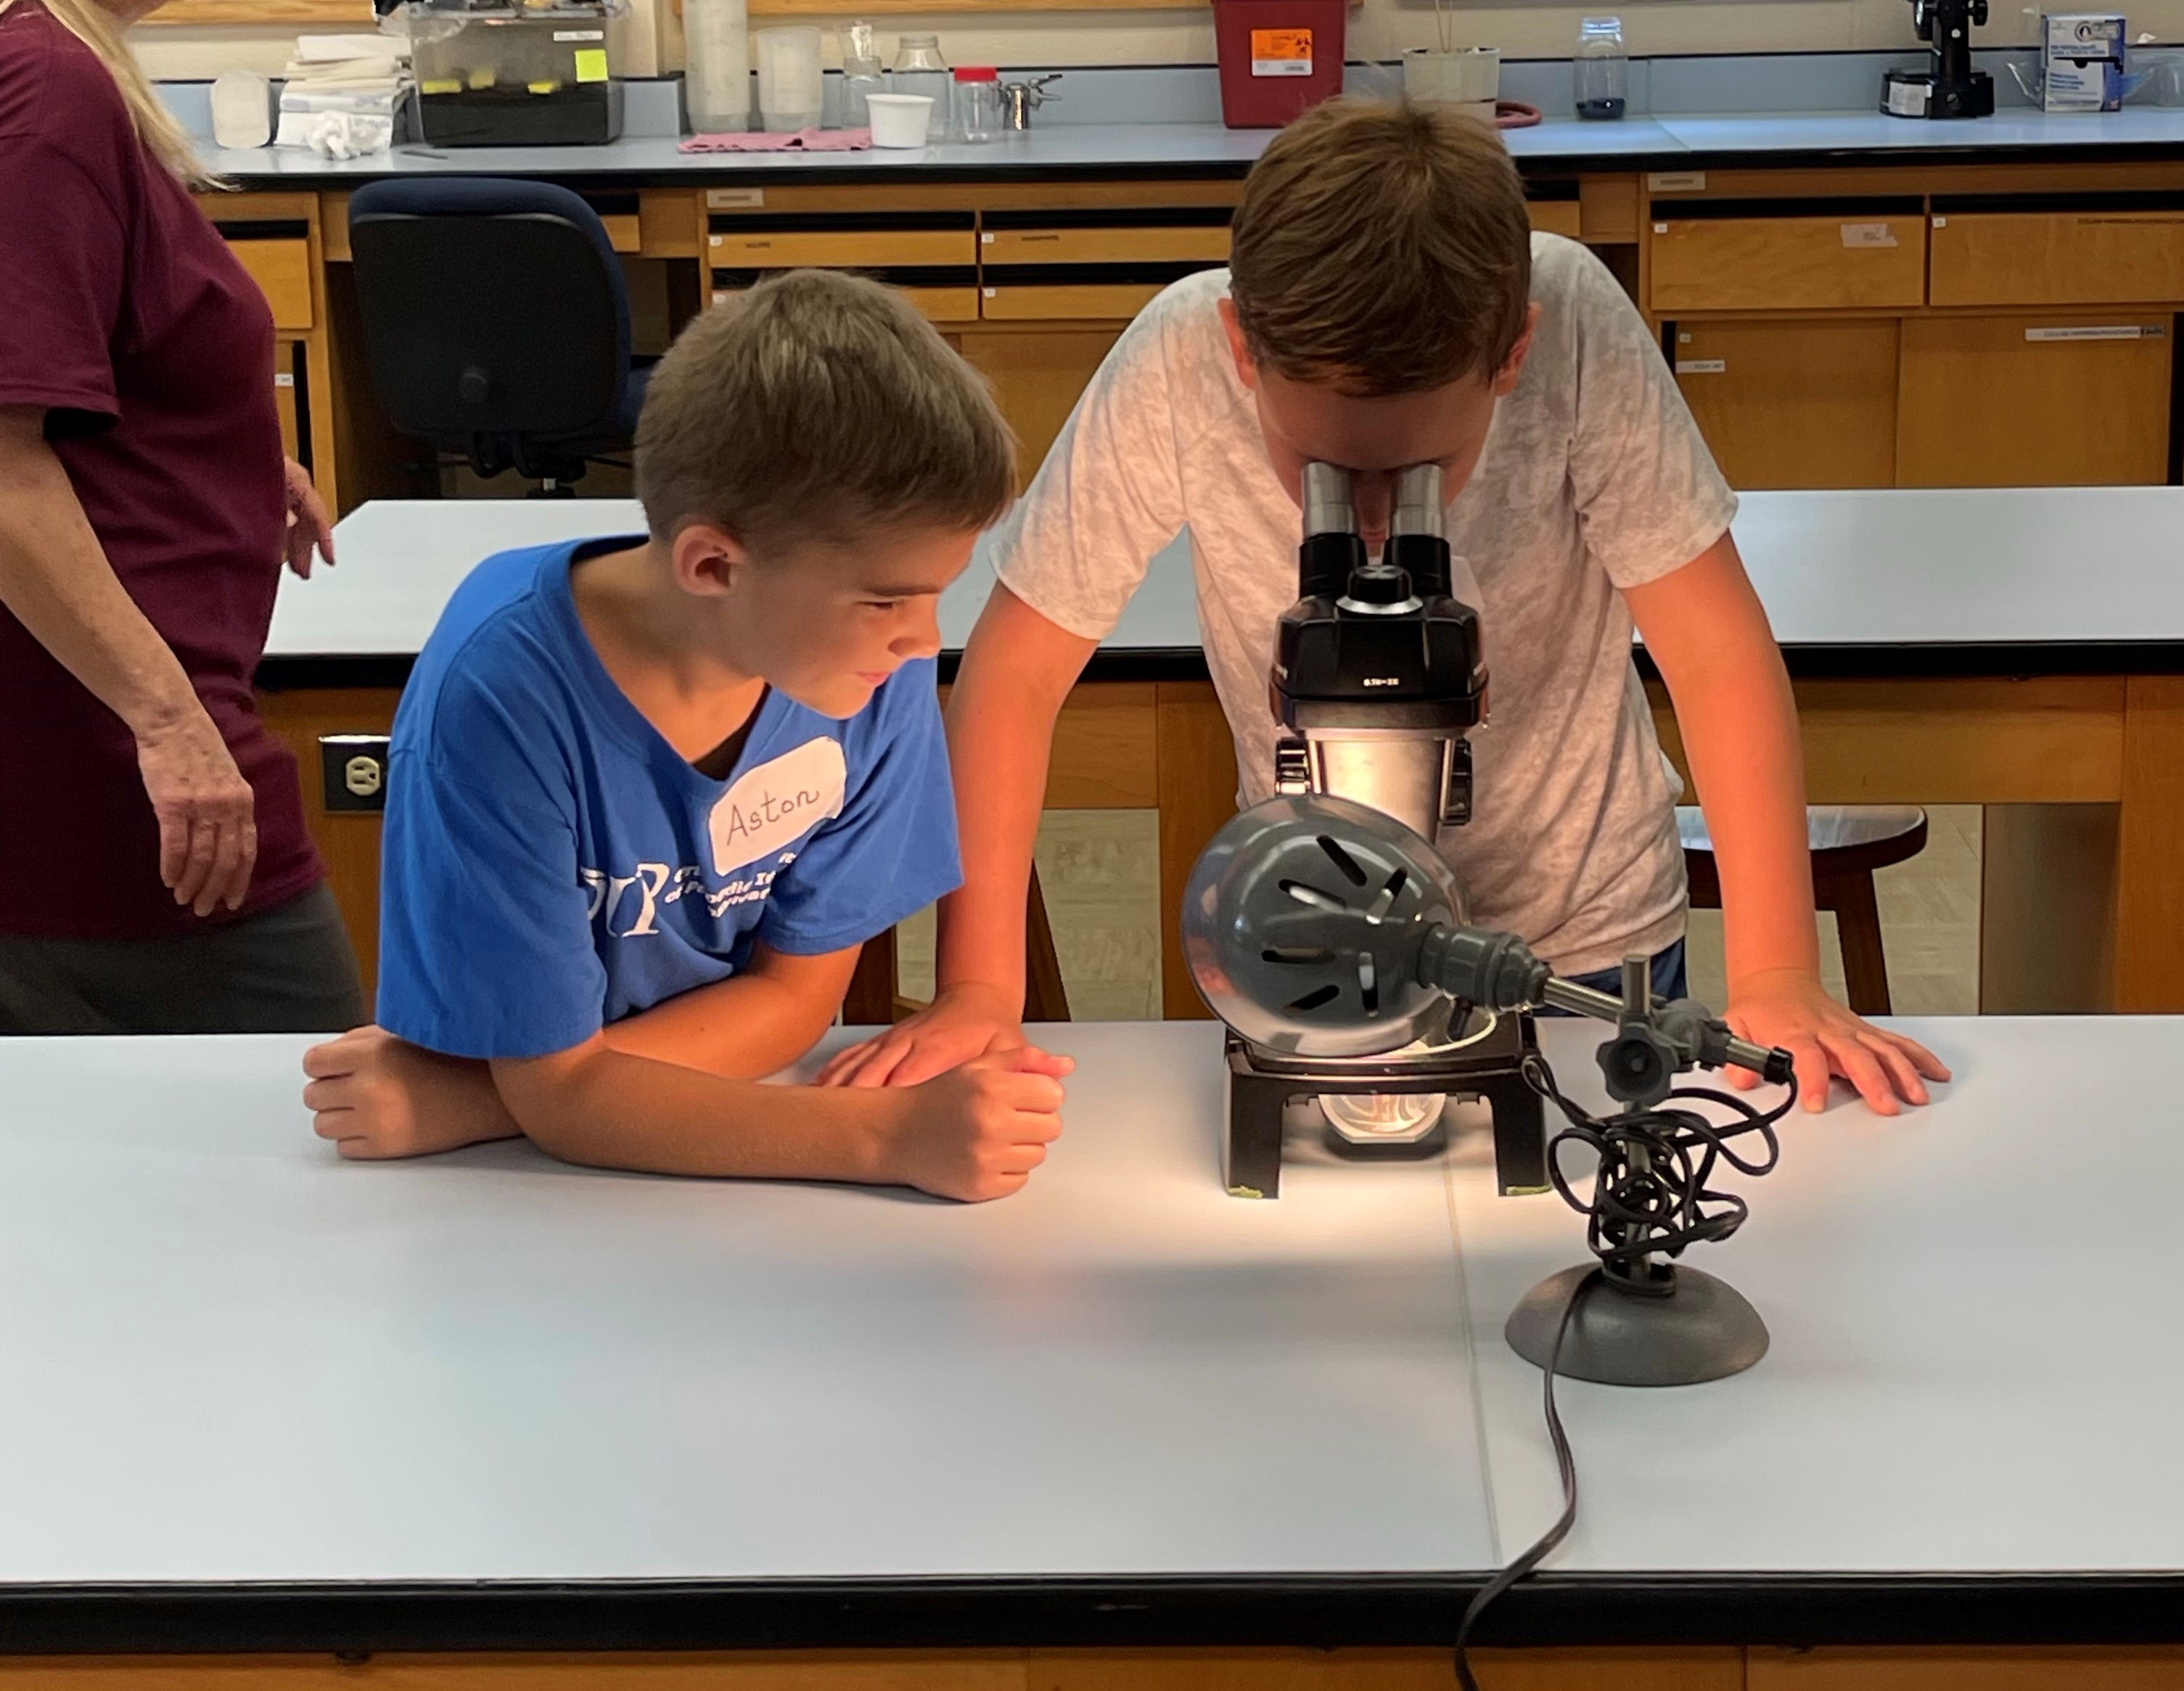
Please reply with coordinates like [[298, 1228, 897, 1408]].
[[1228, 99, 1533, 398], [636, 270, 1016, 554]]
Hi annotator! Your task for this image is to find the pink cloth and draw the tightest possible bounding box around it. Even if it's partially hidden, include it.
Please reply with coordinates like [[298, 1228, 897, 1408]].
[[680, 128, 872, 152]]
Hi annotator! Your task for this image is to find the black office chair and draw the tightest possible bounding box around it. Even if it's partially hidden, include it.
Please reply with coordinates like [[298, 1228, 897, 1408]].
[[348, 178, 649, 494]]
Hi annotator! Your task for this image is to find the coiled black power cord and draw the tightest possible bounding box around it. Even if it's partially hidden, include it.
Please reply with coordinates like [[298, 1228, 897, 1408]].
[[1451, 1057, 1797, 1691]]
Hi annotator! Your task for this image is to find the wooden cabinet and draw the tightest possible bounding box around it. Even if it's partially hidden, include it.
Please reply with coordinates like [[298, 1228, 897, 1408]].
[[274, 342, 300, 462], [977, 209, 1230, 324], [1672, 319, 1900, 489], [1527, 199, 1584, 239], [958, 327, 1123, 492], [1897, 315, 2173, 487], [1930, 208, 2184, 306], [258, 686, 401, 998], [1651, 213, 1927, 312], [226, 234, 316, 330]]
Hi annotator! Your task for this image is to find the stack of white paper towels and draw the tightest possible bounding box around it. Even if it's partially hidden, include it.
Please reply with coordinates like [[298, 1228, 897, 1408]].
[[276, 33, 413, 157]]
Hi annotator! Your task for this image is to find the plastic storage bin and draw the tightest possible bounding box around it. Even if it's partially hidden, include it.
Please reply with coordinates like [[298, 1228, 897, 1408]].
[[1212, 0, 1345, 128]]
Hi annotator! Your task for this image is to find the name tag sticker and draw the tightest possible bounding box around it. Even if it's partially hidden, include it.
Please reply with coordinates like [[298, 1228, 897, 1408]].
[[1251, 28, 1313, 76], [711, 738, 847, 875]]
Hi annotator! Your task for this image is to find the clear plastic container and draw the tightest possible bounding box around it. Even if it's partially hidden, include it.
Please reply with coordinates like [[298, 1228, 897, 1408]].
[[839, 18, 884, 128], [1573, 16, 1627, 121], [683, 0, 751, 131], [953, 64, 1000, 142], [890, 34, 951, 139]]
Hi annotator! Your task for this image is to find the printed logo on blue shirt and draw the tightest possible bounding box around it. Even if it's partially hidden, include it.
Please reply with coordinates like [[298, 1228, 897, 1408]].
[[576, 737, 848, 938]]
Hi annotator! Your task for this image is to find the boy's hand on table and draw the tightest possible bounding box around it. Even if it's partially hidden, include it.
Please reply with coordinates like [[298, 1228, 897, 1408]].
[[818, 983, 1028, 1089], [882, 1045, 1075, 1202], [1723, 970, 1950, 1117], [303, 1026, 522, 1158]]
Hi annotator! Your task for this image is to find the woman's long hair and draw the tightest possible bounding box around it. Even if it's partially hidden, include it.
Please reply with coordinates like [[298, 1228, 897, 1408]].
[[1, 0, 210, 185]]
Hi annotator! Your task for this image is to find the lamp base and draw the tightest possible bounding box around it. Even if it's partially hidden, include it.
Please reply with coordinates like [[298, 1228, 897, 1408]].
[[1505, 1263, 1768, 1386]]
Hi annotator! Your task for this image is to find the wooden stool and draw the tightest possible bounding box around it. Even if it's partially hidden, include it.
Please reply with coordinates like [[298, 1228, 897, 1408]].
[[842, 863, 1070, 1027], [1678, 806, 1929, 1016]]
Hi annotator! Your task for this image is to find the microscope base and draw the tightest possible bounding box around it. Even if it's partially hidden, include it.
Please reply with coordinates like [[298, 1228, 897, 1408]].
[[1881, 65, 1995, 118], [1506, 1263, 1770, 1386], [1221, 1020, 1547, 1200]]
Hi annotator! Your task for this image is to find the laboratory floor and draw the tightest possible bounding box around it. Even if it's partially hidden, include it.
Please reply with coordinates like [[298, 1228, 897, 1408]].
[[895, 804, 1986, 1020]]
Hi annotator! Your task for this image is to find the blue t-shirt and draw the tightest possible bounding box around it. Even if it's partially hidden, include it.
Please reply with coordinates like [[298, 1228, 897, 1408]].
[[376, 538, 962, 1060]]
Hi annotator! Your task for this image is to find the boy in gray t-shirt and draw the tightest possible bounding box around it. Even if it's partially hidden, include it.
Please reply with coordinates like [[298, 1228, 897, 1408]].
[[827, 99, 1946, 1118]]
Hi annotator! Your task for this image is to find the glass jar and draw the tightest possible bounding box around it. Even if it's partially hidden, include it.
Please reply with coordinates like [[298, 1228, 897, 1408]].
[[1574, 16, 1627, 121], [839, 18, 884, 128], [890, 34, 951, 138], [953, 64, 1000, 142]]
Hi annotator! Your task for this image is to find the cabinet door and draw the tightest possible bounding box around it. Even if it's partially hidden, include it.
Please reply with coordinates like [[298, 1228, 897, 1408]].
[[1671, 319, 1900, 489], [957, 328, 1123, 493], [1897, 316, 2172, 487]]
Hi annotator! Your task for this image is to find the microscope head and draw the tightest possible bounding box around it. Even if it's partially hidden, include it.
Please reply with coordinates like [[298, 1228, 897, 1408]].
[[1270, 462, 1488, 845]]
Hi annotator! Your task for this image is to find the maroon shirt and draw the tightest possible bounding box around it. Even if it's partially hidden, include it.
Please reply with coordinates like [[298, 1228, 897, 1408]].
[[0, 1, 321, 938]]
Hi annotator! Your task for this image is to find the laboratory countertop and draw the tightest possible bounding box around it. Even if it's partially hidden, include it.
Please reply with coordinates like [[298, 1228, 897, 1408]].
[[0, 1015, 2180, 1652], [261, 487, 2184, 687], [200, 105, 2184, 184]]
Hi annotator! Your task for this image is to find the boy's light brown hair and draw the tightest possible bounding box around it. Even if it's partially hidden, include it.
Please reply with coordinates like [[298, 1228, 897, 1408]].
[[636, 269, 1017, 554], [1228, 99, 1533, 398]]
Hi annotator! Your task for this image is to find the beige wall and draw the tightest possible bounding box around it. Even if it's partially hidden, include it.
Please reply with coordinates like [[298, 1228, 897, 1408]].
[[134, 0, 2184, 85]]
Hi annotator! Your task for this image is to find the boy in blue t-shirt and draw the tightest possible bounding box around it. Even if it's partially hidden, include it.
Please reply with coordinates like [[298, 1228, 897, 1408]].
[[300, 272, 1070, 1203]]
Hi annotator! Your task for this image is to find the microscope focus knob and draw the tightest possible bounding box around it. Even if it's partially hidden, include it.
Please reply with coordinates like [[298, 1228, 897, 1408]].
[[1339, 563, 1419, 612]]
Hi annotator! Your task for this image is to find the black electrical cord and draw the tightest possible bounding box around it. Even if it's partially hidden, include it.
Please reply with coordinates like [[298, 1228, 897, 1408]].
[[1450, 1058, 1797, 1691]]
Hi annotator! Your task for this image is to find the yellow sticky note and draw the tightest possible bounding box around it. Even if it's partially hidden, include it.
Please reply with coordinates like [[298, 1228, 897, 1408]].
[[574, 49, 608, 83]]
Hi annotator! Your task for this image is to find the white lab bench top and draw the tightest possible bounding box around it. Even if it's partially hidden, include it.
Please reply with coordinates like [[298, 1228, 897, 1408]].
[[268, 487, 2184, 669], [0, 1015, 2180, 1644]]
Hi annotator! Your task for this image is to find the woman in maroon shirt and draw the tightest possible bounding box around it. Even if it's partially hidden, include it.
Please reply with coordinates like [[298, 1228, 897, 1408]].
[[0, 0, 366, 1031]]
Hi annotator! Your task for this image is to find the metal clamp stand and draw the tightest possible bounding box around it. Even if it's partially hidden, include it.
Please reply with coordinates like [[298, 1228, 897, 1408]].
[[1503, 958, 1775, 1387], [1222, 1012, 1548, 1200]]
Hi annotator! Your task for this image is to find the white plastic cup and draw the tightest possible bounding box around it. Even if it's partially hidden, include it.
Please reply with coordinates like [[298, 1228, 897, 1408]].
[[755, 25, 823, 131], [865, 91, 933, 147]]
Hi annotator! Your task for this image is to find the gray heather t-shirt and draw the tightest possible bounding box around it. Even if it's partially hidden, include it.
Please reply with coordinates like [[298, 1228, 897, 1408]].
[[986, 235, 1738, 978]]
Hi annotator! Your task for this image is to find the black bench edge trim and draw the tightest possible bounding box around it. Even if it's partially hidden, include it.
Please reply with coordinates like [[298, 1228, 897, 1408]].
[[4, 1571, 2184, 1655], [254, 642, 2184, 696]]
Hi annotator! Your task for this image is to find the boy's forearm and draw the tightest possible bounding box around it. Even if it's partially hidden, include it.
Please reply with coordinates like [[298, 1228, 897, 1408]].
[[933, 589, 1089, 1012], [600, 972, 837, 1081], [493, 1043, 896, 1181], [1667, 647, 1821, 990]]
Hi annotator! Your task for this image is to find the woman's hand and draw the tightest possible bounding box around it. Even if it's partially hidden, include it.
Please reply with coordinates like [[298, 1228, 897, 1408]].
[[134, 705, 257, 916], [282, 458, 334, 580]]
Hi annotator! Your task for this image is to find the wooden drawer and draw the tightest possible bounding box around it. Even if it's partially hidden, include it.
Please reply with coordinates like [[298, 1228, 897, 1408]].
[[1930, 210, 2184, 306], [1897, 315, 2172, 487], [273, 343, 300, 461], [1527, 200, 1584, 239], [980, 282, 1167, 322], [712, 283, 977, 324], [1672, 318, 1900, 490], [707, 228, 974, 269], [1650, 216, 1926, 311], [226, 237, 314, 330], [599, 212, 641, 255], [980, 225, 1232, 266]]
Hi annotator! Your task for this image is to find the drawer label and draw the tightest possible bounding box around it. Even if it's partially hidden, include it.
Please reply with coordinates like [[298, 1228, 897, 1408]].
[[1251, 28, 1313, 75], [1646, 171, 1706, 192], [1675, 359, 1727, 374], [2024, 324, 2164, 341], [1840, 221, 1898, 248], [273, 372, 295, 388], [706, 188, 765, 209]]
